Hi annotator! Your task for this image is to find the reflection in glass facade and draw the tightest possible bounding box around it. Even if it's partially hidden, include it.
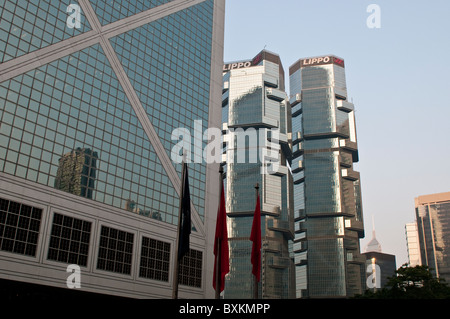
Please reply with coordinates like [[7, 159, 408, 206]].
[[0, 43, 180, 223], [415, 192, 450, 283], [54, 148, 98, 199], [0, 0, 216, 225], [222, 50, 295, 299], [0, 0, 225, 298], [289, 56, 365, 298]]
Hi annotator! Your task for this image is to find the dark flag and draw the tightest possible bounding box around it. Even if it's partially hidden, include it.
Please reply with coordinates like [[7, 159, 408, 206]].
[[250, 191, 261, 282], [178, 162, 191, 260], [213, 180, 229, 296], [172, 161, 191, 299]]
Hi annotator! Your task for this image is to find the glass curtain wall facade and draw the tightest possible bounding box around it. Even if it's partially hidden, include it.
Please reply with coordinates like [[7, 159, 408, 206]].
[[289, 56, 365, 298], [222, 50, 295, 299], [415, 192, 450, 283], [0, 0, 224, 298], [363, 251, 396, 290], [405, 221, 422, 267]]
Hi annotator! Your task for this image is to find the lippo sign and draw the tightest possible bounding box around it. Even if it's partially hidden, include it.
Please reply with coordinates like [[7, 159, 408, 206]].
[[223, 60, 252, 71], [300, 56, 345, 68], [223, 52, 263, 72]]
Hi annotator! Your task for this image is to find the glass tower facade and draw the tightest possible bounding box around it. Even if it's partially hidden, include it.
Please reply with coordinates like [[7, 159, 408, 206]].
[[289, 56, 365, 298], [405, 221, 422, 267], [0, 0, 225, 298], [222, 50, 295, 299], [363, 251, 396, 290], [415, 192, 450, 283]]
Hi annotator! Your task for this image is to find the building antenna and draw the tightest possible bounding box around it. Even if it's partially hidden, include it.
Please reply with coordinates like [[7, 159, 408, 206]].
[[372, 215, 376, 237]]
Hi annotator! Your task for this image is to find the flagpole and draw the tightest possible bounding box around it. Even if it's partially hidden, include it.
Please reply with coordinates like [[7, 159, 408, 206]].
[[215, 166, 224, 299], [254, 183, 259, 300], [215, 237, 221, 299], [213, 165, 229, 299], [172, 158, 186, 299]]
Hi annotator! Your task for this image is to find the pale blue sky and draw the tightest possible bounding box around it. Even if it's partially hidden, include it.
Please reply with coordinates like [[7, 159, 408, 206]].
[[224, 0, 450, 265]]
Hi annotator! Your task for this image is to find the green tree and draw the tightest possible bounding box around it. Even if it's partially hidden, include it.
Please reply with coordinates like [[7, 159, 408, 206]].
[[355, 264, 450, 299]]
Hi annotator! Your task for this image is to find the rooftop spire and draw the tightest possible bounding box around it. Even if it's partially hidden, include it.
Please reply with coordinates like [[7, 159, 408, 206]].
[[366, 215, 382, 252]]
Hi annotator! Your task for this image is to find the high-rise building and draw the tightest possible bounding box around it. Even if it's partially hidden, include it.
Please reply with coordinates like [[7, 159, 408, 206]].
[[289, 55, 365, 298], [405, 221, 422, 267], [363, 251, 396, 291], [415, 191, 450, 282], [362, 225, 396, 290], [0, 0, 225, 299], [222, 50, 295, 299]]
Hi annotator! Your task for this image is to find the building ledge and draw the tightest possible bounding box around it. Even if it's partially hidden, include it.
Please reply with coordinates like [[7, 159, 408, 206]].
[[266, 88, 286, 102], [341, 169, 359, 181], [336, 100, 354, 112], [267, 256, 292, 269]]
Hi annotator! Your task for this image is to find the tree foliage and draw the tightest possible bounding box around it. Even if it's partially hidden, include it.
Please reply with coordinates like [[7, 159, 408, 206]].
[[355, 264, 450, 299]]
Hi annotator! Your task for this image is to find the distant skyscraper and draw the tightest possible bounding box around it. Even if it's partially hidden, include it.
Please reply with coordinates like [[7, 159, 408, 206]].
[[363, 223, 396, 290], [0, 0, 225, 299], [222, 50, 295, 299], [365, 217, 381, 253], [405, 221, 422, 267], [363, 251, 396, 291], [415, 192, 450, 282], [289, 55, 365, 298]]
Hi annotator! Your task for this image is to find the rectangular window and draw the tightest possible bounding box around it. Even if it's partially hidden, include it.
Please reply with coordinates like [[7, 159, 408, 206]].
[[179, 249, 203, 288], [0, 197, 42, 257], [47, 212, 91, 266], [97, 225, 134, 275], [139, 236, 170, 282]]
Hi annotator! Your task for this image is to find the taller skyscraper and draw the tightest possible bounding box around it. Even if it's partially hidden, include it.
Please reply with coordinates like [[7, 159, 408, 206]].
[[222, 50, 295, 299], [415, 191, 450, 282], [289, 55, 365, 298], [0, 0, 225, 299]]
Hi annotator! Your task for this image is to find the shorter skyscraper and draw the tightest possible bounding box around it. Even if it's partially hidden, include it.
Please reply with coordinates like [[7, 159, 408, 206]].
[[415, 192, 450, 282], [363, 251, 396, 291], [362, 225, 396, 290]]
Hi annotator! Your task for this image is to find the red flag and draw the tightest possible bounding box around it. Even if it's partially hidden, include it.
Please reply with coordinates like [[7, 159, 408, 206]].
[[213, 183, 229, 293], [250, 192, 261, 282]]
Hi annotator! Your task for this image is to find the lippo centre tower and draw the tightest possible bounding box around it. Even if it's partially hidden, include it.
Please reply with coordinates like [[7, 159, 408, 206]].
[[289, 55, 366, 298], [222, 50, 295, 299]]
